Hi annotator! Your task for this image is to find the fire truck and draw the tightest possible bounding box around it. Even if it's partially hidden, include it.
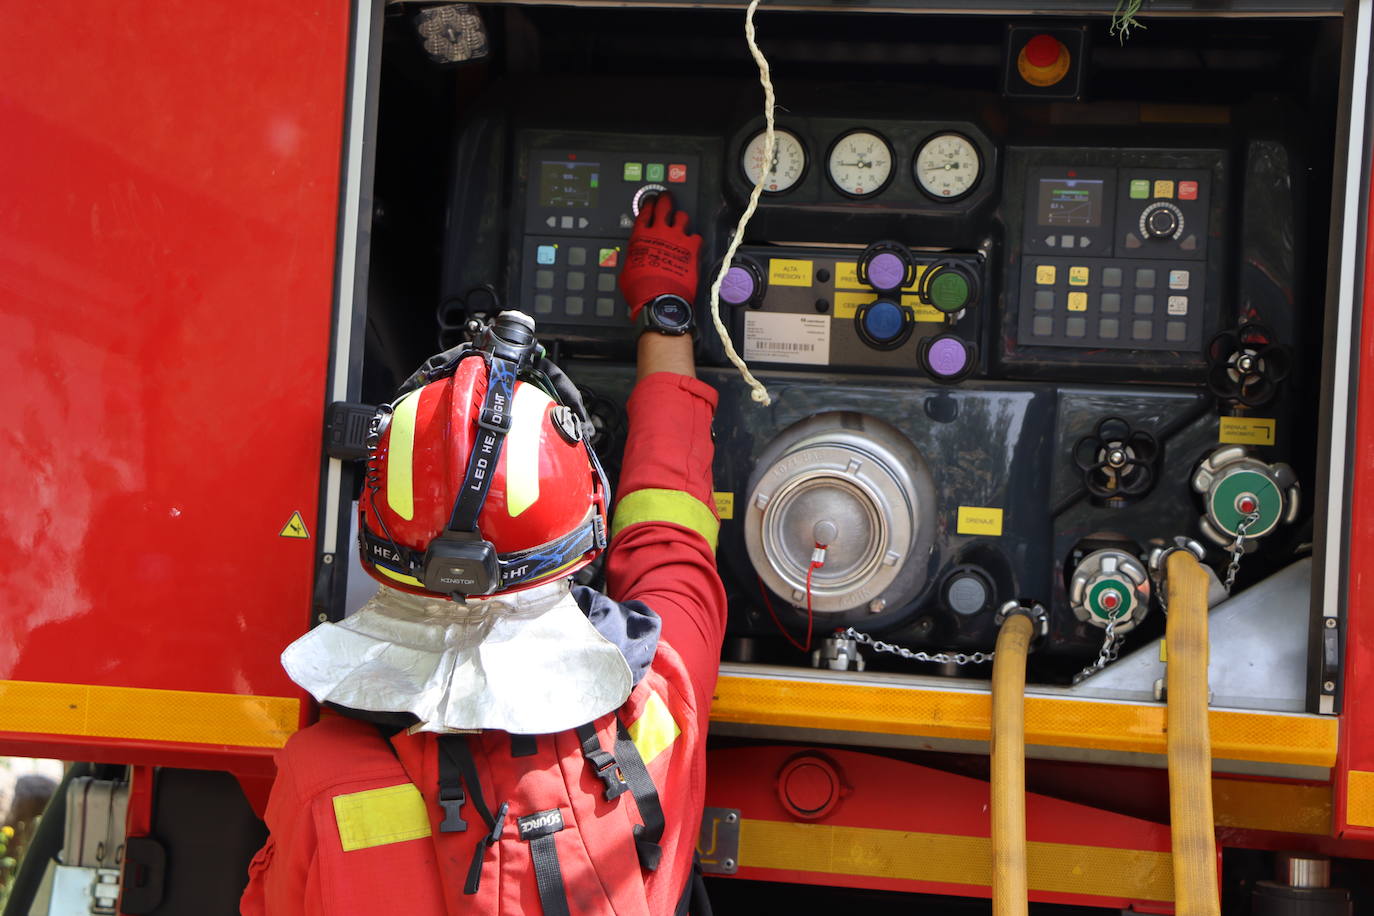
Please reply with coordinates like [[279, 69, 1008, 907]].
[[5, 0, 1374, 912]]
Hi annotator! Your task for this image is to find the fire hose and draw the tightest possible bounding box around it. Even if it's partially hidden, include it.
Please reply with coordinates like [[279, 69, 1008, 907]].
[[991, 608, 1034, 916]]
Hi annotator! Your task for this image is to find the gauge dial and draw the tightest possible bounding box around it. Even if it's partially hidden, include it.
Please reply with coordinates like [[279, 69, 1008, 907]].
[[914, 132, 982, 200], [826, 130, 894, 198], [741, 129, 807, 194]]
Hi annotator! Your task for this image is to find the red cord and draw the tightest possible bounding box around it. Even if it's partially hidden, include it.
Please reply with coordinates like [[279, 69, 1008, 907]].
[[758, 545, 825, 654]]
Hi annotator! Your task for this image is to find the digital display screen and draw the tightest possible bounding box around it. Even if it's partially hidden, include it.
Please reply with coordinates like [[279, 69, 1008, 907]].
[[1037, 178, 1104, 227], [539, 161, 600, 208]]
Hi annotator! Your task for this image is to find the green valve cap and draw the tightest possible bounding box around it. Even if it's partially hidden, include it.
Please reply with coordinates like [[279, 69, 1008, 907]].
[[1089, 581, 1129, 621], [929, 269, 971, 313]]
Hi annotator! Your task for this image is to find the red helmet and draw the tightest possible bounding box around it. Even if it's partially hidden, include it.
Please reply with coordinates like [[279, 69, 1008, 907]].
[[358, 328, 607, 599]]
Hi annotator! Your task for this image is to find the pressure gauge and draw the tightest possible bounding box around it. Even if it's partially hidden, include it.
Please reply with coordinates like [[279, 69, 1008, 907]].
[[741, 129, 807, 194], [826, 130, 894, 198], [914, 132, 982, 201]]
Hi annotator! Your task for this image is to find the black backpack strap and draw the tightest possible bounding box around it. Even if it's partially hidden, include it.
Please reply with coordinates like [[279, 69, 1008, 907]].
[[438, 736, 509, 896], [574, 722, 629, 801], [613, 715, 666, 872], [673, 853, 713, 916], [510, 733, 538, 757], [518, 809, 572, 916], [436, 737, 469, 833]]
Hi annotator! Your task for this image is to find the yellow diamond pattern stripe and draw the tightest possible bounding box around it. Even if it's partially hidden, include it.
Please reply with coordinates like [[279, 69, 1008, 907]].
[[710, 675, 1337, 768], [737, 819, 1174, 902], [333, 783, 432, 852], [1212, 778, 1331, 835], [611, 488, 719, 552], [1346, 771, 1374, 827], [0, 679, 299, 748]]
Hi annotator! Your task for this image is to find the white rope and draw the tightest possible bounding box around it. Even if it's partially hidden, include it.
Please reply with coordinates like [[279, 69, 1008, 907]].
[[706, 0, 773, 406]]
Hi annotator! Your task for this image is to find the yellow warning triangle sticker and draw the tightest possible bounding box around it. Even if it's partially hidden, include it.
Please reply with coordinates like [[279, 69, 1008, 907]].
[[279, 511, 310, 539]]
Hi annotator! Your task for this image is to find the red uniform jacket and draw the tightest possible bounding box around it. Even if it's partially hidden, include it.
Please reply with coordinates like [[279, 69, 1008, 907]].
[[241, 372, 725, 916]]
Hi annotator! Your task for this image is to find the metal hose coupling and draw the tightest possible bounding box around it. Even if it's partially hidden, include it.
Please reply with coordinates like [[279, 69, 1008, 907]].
[[994, 600, 1048, 644]]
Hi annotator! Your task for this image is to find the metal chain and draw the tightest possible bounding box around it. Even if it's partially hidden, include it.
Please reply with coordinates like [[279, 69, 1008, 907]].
[[840, 627, 994, 666], [1072, 610, 1126, 684], [1224, 510, 1261, 594]]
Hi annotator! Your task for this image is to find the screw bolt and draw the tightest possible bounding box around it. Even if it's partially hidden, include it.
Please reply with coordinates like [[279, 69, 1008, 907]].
[[868, 599, 887, 614], [1324, 681, 1336, 692]]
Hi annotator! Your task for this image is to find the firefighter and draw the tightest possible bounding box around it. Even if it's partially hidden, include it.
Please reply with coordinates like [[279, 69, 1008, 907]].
[[241, 193, 723, 916]]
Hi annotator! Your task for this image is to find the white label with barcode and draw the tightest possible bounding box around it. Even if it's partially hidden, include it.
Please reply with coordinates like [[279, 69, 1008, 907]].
[[743, 312, 830, 366]]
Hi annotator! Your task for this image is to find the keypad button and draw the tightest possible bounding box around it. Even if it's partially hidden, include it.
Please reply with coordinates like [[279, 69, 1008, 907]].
[[534, 294, 554, 314], [560, 216, 574, 229], [1169, 269, 1189, 290], [1135, 268, 1156, 289], [1132, 319, 1153, 340], [598, 273, 617, 292], [598, 248, 619, 268], [535, 270, 555, 290], [1065, 317, 1086, 338], [1167, 295, 1188, 316], [567, 247, 587, 267], [623, 162, 643, 181], [1060, 235, 1074, 249], [536, 245, 558, 265], [1154, 180, 1174, 199], [1166, 320, 1188, 342], [1179, 180, 1199, 201], [596, 297, 616, 317], [1134, 294, 1154, 314], [1035, 265, 1057, 285], [567, 272, 586, 291], [1129, 179, 1150, 199], [1069, 266, 1090, 286], [1099, 318, 1120, 339], [646, 163, 665, 182], [1032, 315, 1054, 336], [566, 296, 585, 316], [1102, 268, 1123, 288], [1100, 293, 1121, 313], [1034, 290, 1055, 310], [668, 164, 688, 183], [1067, 292, 1088, 312]]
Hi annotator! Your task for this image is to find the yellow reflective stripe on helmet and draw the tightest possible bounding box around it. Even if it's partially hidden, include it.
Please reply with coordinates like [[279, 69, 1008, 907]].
[[629, 690, 680, 765], [611, 488, 719, 551], [386, 390, 422, 521], [505, 383, 551, 518], [375, 564, 425, 589], [333, 784, 432, 852]]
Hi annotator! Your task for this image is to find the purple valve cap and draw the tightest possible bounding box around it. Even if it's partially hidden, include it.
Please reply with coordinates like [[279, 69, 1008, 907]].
[[866, 251, 906, 291], [720, 266, 757, 305], [927, 337, 970, 378]]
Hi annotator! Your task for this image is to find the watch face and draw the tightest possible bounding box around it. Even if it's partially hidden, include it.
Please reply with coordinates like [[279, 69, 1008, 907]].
[[651, 296, 693, 331]]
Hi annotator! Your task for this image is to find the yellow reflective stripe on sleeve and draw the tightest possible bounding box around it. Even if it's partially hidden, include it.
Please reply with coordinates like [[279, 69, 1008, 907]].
[[505, 384, 551, 518], [333, 784, 433, 852], [386, 390, 422, 521], [629, 691, 680, 765], [611, 488, 719, 551]]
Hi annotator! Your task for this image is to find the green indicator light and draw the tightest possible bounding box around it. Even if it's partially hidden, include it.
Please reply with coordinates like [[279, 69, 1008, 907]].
[[929, 271, 971, 312], [1129, 179, 1151, 200], [623, 162, 643, 181], [646, 163, 665, 182]]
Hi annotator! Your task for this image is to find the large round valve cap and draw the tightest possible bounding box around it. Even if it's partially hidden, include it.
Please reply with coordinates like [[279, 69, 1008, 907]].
[[919, 334, 977, 383], [1018, 33, 1071, 88], [858, 240, 915, 293], [719, 257, 766, 307], [860, 300, 908, 345], [927, 266, 975, 313]]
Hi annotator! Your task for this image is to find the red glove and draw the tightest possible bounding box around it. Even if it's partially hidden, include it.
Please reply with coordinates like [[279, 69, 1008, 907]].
[[618, 192, 702, 320]]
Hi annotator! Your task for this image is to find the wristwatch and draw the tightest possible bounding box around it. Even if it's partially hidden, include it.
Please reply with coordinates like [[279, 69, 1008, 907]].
[[637, 294, 696, 338]]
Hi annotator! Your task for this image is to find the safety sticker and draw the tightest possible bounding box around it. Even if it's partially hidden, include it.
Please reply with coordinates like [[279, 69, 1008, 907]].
[[956, 506, 1003, 536], [833, 291, 875, 320], [280, 511, 310, 539], [744, 312, 830, 366], [768, 258, 814, 287], [1219, 416, 1276, 446], [713, 492, 735, 520]]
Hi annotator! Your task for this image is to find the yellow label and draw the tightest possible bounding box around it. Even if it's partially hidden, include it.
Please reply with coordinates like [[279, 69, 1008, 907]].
[[1219, 416, 1276, 446], [1154, 180, 1175, 199], [279, 511, 310, 539], [1035, 265, 1057, 285], [833, 291, 875, 320], [957, 506, 1003, 536], [901, 294, 946, 323], [713, 492, 735, 520], [1159, 639, 1167, 663], [1069, 266, 1090, 286], [835, 261, 862, 289], [333, 784, 432, 852], [769, 258, 814, 287], [1067, 292, 1088, 312]]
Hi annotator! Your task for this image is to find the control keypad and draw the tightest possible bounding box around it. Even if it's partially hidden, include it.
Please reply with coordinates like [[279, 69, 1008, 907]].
[[1019, 257, 1201, 351]]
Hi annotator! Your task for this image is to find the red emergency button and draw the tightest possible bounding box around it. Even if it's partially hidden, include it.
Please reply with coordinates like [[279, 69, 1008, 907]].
[[1179, 180, 1199, 201], [1017, 33, 1070, 88], [668, 163, 688, 183]]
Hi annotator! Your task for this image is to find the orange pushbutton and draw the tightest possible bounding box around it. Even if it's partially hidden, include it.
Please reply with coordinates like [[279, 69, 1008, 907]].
[[1018, 33, 1071, 88]]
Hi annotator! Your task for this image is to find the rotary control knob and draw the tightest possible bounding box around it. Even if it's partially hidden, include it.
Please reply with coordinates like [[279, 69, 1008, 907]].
[[854, 299, 914, 350], [631, 183, 669, 216], [857, 240, 916, 293], [718, 256, 767, 308], [1140, 201, 1184, 241], [1068, 548, 1151, 633], [920, 260, 980, 315], [1192, 445, 1301, 548]]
